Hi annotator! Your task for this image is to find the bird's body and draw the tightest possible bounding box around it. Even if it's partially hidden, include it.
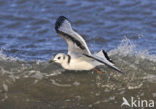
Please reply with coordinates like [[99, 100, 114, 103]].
[[50, 16, 124, 74], [63, 56, 95, 70], [52, 53, 97, 70]]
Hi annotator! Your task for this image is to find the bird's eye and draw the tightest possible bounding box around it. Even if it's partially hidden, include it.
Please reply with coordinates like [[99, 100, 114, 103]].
[[58, 57, 61, 59]]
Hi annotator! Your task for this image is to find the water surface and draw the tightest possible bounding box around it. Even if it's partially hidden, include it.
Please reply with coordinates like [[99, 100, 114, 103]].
[[0, 0, 156, 109]]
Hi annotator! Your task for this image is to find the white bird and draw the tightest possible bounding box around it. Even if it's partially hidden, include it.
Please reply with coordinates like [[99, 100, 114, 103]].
[[49, 16, 124, 74]]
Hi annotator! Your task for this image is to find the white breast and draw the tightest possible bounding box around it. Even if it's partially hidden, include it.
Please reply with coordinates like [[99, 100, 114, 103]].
[[62, 58, 95, 70]]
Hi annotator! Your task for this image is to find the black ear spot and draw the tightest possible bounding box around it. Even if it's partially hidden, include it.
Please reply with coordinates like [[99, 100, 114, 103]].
[[63, 55, 65, 59]]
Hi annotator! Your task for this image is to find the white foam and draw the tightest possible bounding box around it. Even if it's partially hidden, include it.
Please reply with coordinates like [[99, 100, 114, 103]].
[[109, 37, 135, 56], [0, 50, 21, 61], [29, 70, 44, 80], [50, 79, 71, 87], [136, 50, 156, 62], [2, 83, 8, 92], [109, 37, 156, 62]]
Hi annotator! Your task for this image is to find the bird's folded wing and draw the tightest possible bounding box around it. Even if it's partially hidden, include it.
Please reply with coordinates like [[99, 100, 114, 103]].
[[83, 54, 124, 74]]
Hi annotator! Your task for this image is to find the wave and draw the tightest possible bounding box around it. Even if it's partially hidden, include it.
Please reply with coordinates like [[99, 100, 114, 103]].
[[109, 37, 156, 62], [0, 37, 155, 79], [0, 38, 156, 102]]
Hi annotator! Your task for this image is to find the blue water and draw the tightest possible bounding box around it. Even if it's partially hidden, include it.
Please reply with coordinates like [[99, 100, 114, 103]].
[[0, 0, 156, 109], [0, 0, 155, 60]]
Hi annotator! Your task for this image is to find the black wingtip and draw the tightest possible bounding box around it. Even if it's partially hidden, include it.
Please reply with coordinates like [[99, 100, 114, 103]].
[[55, 16, 68, 32], [83, 54, 125, 75], [102, 49, 114, 63]]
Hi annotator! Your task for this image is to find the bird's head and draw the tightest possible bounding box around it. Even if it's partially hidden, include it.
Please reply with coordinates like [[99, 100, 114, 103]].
[[49, 53, 66, 64]]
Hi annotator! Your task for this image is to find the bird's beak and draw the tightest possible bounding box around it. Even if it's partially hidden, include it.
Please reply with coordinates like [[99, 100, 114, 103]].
[[49, 60, 55, 63]]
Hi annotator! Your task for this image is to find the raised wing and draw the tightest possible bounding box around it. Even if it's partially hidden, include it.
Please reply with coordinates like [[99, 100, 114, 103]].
[[55, 16, 91, 57]]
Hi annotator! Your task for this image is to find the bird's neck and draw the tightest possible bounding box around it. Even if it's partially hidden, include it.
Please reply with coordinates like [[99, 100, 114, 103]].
[[61, 54, 71, 68]]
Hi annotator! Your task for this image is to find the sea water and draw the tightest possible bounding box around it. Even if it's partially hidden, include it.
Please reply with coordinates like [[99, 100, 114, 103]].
[[0, 0, 156, 109]]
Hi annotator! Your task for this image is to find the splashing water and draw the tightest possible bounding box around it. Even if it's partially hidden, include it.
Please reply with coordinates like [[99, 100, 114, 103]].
[[0, 38, 156, 109]]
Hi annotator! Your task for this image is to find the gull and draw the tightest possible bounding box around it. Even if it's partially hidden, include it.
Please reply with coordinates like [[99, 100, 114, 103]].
[[49, 16, 124, 74]]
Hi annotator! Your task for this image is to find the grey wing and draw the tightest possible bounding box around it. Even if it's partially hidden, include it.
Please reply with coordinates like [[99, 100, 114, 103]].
[[83, 53, 124, 74], [55, 16, 91, 57]]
